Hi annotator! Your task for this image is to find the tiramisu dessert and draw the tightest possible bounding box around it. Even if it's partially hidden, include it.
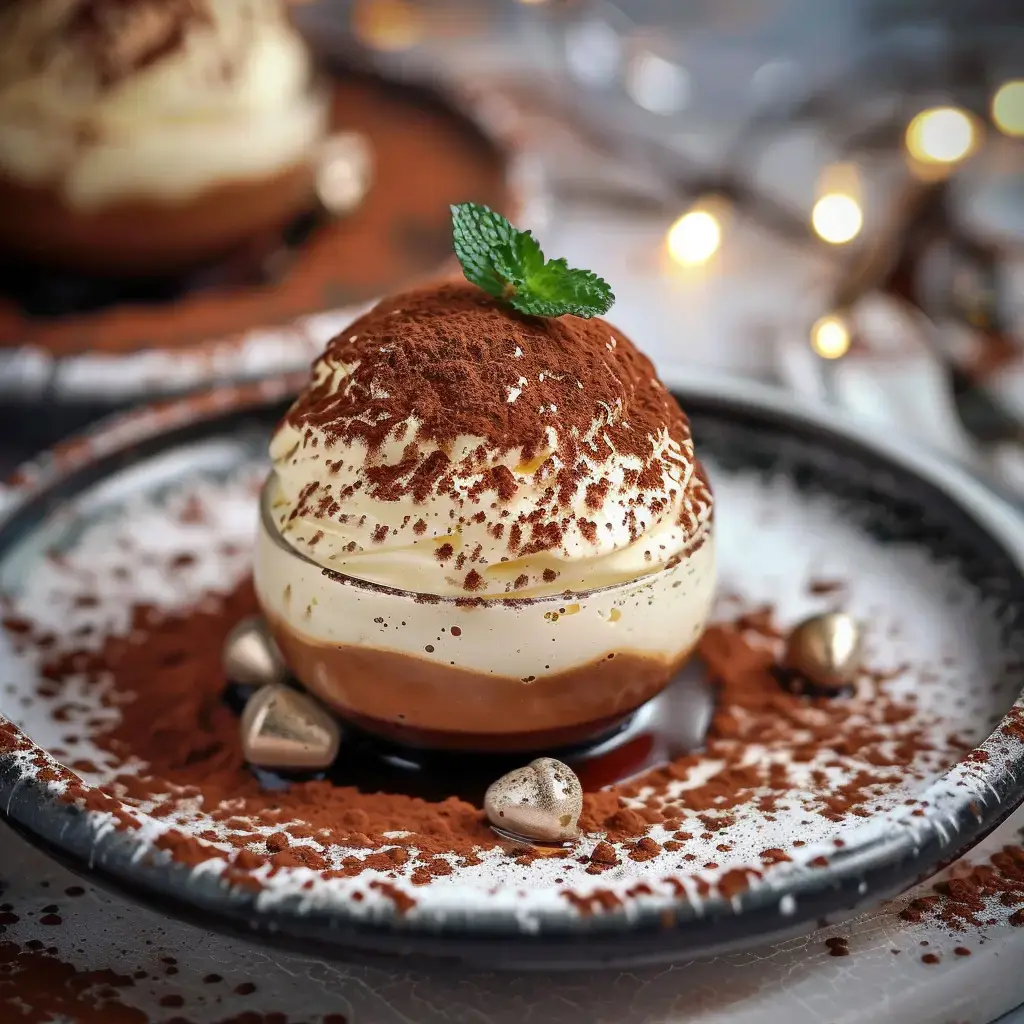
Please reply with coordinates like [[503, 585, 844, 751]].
[[0, 0, 328, 275], [255, 204, 716, 750]]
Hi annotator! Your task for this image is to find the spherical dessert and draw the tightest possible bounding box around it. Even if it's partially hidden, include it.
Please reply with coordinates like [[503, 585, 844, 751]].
[[0, 0, 328, 275], [254, 280, 716, 750]]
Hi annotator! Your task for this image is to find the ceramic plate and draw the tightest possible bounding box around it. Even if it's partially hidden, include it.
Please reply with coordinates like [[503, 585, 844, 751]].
[[1, 376, 1023, 969]]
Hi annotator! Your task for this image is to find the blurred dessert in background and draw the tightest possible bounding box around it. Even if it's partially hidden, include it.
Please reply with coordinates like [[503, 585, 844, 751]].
[[0, 0, 329, 276]]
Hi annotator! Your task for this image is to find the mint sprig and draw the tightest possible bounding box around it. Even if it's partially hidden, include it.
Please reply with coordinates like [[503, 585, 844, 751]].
[[451, 202, 614, 319]]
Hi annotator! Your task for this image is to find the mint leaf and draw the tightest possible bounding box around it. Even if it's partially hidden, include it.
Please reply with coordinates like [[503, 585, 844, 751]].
[[451, 202, 614, 319], [510, 258, 615, 319]]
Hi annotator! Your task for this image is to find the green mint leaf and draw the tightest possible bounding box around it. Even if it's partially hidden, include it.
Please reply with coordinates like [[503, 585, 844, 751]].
[[451, 202, 614, 319], [509, 259, 615, 319]]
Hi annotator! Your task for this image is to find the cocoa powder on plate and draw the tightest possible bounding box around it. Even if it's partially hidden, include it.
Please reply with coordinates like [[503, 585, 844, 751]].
[[0, 570, 961, 912], [897, 844, 1024, 930]]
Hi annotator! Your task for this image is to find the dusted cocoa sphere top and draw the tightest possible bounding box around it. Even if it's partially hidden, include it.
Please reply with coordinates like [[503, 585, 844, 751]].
[[270, 280, 712, 597]]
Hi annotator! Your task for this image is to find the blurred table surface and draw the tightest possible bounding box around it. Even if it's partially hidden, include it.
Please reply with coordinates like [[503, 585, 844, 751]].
[[2, 806, 1024, 1024]]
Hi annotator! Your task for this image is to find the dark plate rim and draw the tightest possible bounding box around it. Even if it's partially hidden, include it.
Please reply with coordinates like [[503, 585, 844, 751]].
[[1, 374, 1023, 969]]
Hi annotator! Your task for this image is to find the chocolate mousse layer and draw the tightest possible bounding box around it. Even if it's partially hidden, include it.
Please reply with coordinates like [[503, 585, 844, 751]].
[[267, 609, 697, 751]]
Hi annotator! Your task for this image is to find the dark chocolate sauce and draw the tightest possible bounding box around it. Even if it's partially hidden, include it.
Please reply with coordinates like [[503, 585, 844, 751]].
[[223, 663, 715, 805]]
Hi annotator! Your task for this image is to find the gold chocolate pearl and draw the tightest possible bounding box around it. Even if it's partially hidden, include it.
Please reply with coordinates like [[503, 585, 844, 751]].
[[783, 611, 862, 691], [484, 757, 583, 844], [222, 615, 288, 688], [240, 684, 340, 770]]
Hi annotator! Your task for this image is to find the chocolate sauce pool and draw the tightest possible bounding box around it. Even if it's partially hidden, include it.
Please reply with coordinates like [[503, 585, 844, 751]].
[[222, 662, 714, 805]]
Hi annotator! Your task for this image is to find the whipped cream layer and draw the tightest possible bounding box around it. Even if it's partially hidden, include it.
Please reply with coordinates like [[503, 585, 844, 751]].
[[254, 498, 716, 683], [0, 0, 326, 207], [269, 281, 713, 599]]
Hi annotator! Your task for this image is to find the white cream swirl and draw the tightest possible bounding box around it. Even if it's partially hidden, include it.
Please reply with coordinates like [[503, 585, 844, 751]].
[[269, 347, 712, 600], [0, 0, 327, 206]]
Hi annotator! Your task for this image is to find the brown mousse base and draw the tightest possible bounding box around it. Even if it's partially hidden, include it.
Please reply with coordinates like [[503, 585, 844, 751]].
[[267, 612, 697, 752], [0, 164, 316, 277]]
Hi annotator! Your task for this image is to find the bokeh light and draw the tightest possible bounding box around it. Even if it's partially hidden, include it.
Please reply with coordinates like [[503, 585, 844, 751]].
[[811, 315, 851, 360], [625, 49, 691, 115], [316, 133, 374, 216], [667, 209, 722, 266], [351, 0, 422, 52], [811, 194, 863, 244], [905, 107, 977, 165], [992, 81, 1024, 137]]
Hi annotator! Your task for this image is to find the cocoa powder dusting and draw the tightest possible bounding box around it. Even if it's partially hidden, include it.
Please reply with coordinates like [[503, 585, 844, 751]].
[[0, 566, 973, 919], [276, 281, 710, 591], [577, 614, 946, 834], [64, 0, 212, 89], [284, 283, 687, 477], [10, 583, 497, 896], [897, 844, 1024, 931], [0, 944, 148, 1024]]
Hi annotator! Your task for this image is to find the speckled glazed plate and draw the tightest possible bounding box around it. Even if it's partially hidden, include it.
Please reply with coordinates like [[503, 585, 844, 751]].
[[1, 375, 1024, 970]]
